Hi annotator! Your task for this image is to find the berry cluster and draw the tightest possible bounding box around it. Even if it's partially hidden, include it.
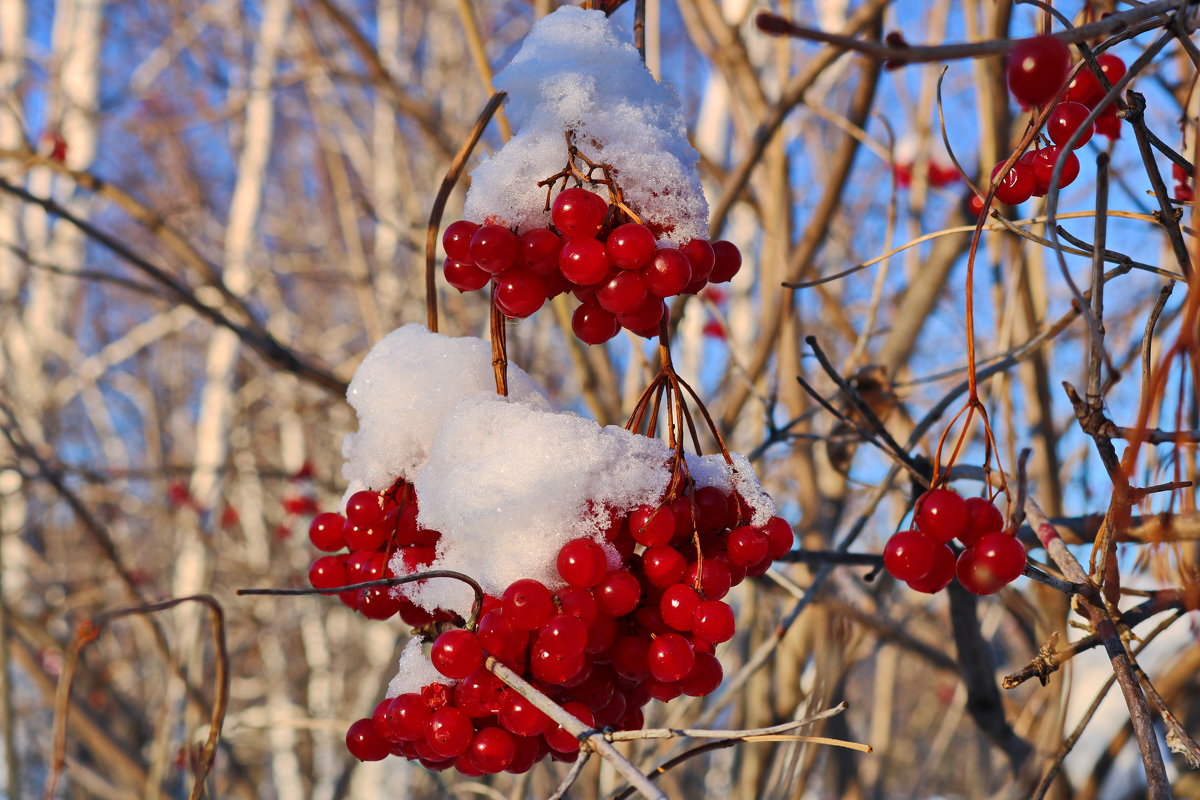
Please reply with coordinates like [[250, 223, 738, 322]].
[[882, 488, 1027, 596], [338, 481, 793, 774], [307, 480, 452, 626], [991, 36, 1127, 205], [442, 186, 742, 345]]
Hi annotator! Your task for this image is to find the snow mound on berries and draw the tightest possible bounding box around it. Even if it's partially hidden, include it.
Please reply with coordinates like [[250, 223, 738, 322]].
[[341, 324, 549, 490], [463, 6, 707, 243], [400, 393, 672, 616], [386, 636, 451, 698]]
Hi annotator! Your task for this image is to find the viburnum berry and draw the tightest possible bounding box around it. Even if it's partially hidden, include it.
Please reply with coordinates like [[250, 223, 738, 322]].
[[882, 529, 939, 581], [537, 614, 589, 658], [629, 504, 675, 547], [470, 224, 518, 274], [494, 268, 548, 318], [571, 303, 620, 345], [503, 579, 555, 631], [557, 538, 608, 587], [1070, 53, 1127, 108], [559, 237, 610, 285], [543, 702, 594, 754], [426, 707, 474, 758], [1047, 101, 1094, 149], [308, 512, 345, 552], [432, 629, 484, 679], [1095, 106, 1122, 139], [726, 525, 769, 566], [914, 488, 969, 543], [344, 520, 385, 551], [642, 545, 686, 587], [598, 270, 649, 314], [685, 558, 731, 600], [1031, 146, 1080, 190], [606, 223, 657, 269], [681, 651, 723, 697], [761, 516, 794, 558], [692, 599, 735, 643], [708, 240, 742, 283], [660, 582, 701, 631], [500, 692, 553, 736], [680, 238, 715, 284], [345, 490, 385, 528], [555, 585, 598, 625], [387, 693, 432, 741], [594, 569, 641, 616], [444, 258, 491, 292], [955, 548, 1007, 595], [616, 294, 665, 331], [609, 635, 651, 682], [308, 555, 348, 590], [517, 227, 562, 274], [345, 718, 391, 761], [644, 249, 692, 296], [357, 586, 401, 620], [905, 544, 956, 594], [991, 160, 1035, 205], [961, 496, 1005, 546], [552, 187, 608, 238], [1006, 35, 1070, 108], [442, 219, 480, 262], [974, 532, 1027, 585]]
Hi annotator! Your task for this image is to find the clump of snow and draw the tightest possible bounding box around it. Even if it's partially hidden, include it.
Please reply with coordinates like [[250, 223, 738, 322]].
[[397, 393, 674, 617], [689, 451, 776, 527], [341, 324, 549, 491], [386, 636, 451, 698], [463, 6, 707, 243]]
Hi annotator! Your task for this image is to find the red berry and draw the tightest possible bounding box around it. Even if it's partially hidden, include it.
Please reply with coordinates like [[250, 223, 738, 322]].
[[598, 270, 649, 314], [1032, 146, 1080, 191], [344, 520, 385, 552], [955, 548, 1006, 595], [609, 636, 650, 682], [1069, 53, 1126, 109], [345, 718, 391, 761], [726, 525, 769, 566], [557, 538, 608, 588], [693, 486, 731, 533], [495, 268, 547, 318], [1095, 106, 1122, 139], [708, 240, 742, 283], [692, 600, 735, 643], [571, 303, 620, 345], [357, 586, 401, 620], [648, 633, 695, 682], [426, 707, 474, 758], [442, 220, 480, 262], [552, 188, 608, 238], [585, 613, 618, 655], [974, 532, 1027, 584], [961, 497, 1004, 546], [882, 529, 939, 581], [387, 693, 432, 741], [605, 223, 657, 269], [991, 160, 1035, 205], [517, 228, 562, 275], [308, 555, 347, 590], [642, 546, 687, 587], [468, 727, 515, 773], [913, 488, 969, 543], [536, 614, 589, 658], [629, 504, 675, 547], [644, 249, 692, 296], [470, 225, 518, 274], [680, 239, 715, 284], [1047, 101, 1094, 149], [500, 692, 553, 736], [559, 237, 610, 285], [905, 544, 956, 594], [681, 652, 723, 697], [555, 586, 599, 625], [685, 558, 731, 600], [308, 512, 345, 552], [503, 579, 555, 631], [759, 516, 793, 559], [345, 491, 384, 527], [660, 583, 701, 631], [594, 569, 641, 616], [544, 702, 594, 754], [616, 294, 665, 332], [444, 258, 491, 292], [1007, 35, 1070, 108], [432, 629, 484, 679]]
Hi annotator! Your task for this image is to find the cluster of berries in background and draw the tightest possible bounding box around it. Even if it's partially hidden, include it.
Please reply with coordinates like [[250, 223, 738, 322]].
[[333, 480, 793, 773], [441, 185, 742, 345], [882, 488, 1027, 596], [987, 35, 1127, 206], [307, 480, 451, 626]]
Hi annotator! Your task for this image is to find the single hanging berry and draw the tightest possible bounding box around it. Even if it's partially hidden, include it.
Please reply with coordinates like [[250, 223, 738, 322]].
[[1006, 35, 1070, 108]]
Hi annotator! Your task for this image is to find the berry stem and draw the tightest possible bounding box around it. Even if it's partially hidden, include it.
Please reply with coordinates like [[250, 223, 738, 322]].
[[490, 287, 510, 396]]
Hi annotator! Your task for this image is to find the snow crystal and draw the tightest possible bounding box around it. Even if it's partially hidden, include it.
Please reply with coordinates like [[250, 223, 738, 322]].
[[396, 393, 674, 617], [463, 6, 707, 243], [341, 324, 549, 492], [386, 636, 451, 698]]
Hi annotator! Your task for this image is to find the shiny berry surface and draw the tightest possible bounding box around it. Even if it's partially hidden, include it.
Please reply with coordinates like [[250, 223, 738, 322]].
[[882, 529, 939, 581], [605, 223, 656, 269], [571, 303, 620, 345], [559, 237, 610, 285], [442, 219, 480, 262], [432, 629, 484, 679], [552, 187, 608, 238], [346, 718, 391, 761], [469, 225, 518, 274], [991, 161, 1035, 205], [914, 488, 969, 543], [444, 258, 491, 292], [495, 268, 548, 318], [1047, 101, 1094, 149], [1006, 35, 1070, 108]]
